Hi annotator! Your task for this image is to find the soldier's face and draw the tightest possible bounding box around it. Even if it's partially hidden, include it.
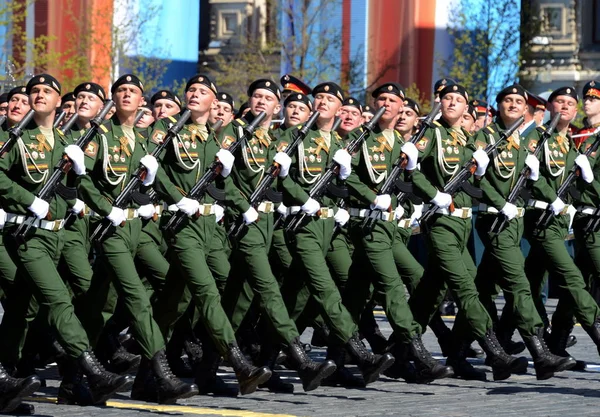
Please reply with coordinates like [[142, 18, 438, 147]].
[[249, 89, 281, 118], [374, 93, 402, 123], [396, 108, 418, 135], [186, 83, 217, 113], [0, 103, 7, 116], [498, 94, 526, 121], [441, 93, 467, 124], [7, 94, 30, 124], [461, 112, 476, 134], [209, 101, 234, 127], [550, 96, 578, 123], [285, 102, 311, 126], [362, 112, 374, 123], [584, 96, 600, 118], [533, 109, 545, 126], [113, 84, 143, 113], [30, 85, 60, 115], [136, 108, 154, 128], [339, 105, 363, 133], [76, 91, 103, 120], [153, 99, 180, 120], [313, 93, 341, 120], [62, 100, 76, 118]]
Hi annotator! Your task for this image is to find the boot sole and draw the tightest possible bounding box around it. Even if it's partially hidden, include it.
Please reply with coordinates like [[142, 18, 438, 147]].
[[240, 369, 272, 395], [158, 386, 200, 405], [302, 363, 337, 392]]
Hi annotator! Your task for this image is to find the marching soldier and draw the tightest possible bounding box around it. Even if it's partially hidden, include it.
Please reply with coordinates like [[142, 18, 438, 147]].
[[151, 90, 182, 121], [461, 103, 478, 135], [337, 97, 363, 138], [474, 84, 575, 380]]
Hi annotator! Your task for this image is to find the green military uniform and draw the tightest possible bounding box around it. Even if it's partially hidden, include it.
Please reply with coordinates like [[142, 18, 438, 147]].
[[219, 113, 299, 344], [522, 124, 600, 334], [278, 123, 358, 344], [343, 124, 422, 343], [0, 120, 91, 363], [407, 117, 493, 341], [76, 115, 166, 359], [473, 118, 546, 339], [148, 115, 239, 354]]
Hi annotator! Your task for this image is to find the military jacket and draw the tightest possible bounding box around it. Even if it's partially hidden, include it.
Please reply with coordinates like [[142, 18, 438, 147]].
[[0, 122, 71, 218], [278, 123, 343, 208], [571, 127, 600, 207], [523, 125, 592, 204], [408, 117, 476, 208], [474, 119, 529, 209], [77, 115, 150, 216]]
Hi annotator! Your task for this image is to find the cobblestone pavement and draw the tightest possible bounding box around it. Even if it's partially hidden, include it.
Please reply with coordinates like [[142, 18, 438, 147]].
[[3, 298, 600, 417]]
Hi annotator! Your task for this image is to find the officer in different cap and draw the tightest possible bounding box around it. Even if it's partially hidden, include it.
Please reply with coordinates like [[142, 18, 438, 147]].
[[280, 74, 312, 101]]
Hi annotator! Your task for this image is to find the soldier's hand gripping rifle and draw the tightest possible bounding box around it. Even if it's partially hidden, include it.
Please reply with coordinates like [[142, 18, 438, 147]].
[[228, 111, 320, 239], [0, 109, 34, 157], [535, 125, 600, 233], [488, 113, 560, 236], [284, 106, 386, 234], [91, 109, 192, 242], [13, 102, 115, 244], [162, 111, 266, 236], [361, 101, 441, 233], [419, 115, 524, 227]]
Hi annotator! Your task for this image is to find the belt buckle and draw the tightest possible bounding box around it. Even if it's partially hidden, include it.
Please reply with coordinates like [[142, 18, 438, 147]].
[[53, 220, 61, 232], [203, 204, 212, 216], [124, 208, 133, 219], [320, 207, 329, 219], [264, 201, 272, 213], [461, 210, 469, 219]]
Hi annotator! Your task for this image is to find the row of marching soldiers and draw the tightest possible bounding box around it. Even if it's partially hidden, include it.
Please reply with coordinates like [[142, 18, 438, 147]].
[[0, 69, 599, 414]]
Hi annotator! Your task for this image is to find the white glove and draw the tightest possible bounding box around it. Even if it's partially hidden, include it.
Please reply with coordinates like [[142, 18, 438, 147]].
[[242, 206, 259, 224], [567, 204, 577, 232], [277, 203, 287, 217], [550, 197, 566, 216], [401, 142, 418, 171], [70, 199, 85, 215], [274, 152, 292, 178], [394, 205, 405, 220], [431, 191, 452, 209], [64, 145, 86, 175], [409, 204, 423, 226], [370, 194, 391, 211], [138, 204, 156, 219], [216, 149, 235, 178], [301, 197, 320, 215], [140, 155, 158, 186], [28, 197, 49, 220], [334, 208, 350, 226], [500, 202, 518, 221], [176, 197, 200, 216], [525, 154, 540, 181], [214, 204, 225, 223], [575, 154, 594, 184], [0, 209, 6, 228], [107, 206, 126, 226], [333, 149, 352, 180], [473, 149, 490, 176]]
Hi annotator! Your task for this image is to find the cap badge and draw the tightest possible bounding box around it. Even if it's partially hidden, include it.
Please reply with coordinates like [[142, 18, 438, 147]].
[[126, 76, 131, 82], [39, 77, 45, 83], [297, 94, 302, 99], [161, 91, 167, 97]]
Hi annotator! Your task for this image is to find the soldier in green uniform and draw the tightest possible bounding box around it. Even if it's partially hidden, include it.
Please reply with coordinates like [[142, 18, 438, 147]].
[[0, 74, 133, 405], [406, 83, 527, 381], [341, 83, 451, 383], [278, 82, 394, 385], [152, 89, 183, 121], [520, 86, 600, 365], [474, 84, 575, 380], [219, 79, 336, 393], [76, 74, 197, 404], [148, 74, 272, 397]]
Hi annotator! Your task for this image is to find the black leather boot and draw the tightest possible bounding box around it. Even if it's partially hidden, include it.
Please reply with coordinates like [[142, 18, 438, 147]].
[[432, 319, 483, 359], [57, 358, 94, 406], [195, 347, 238, 397], [150, 349, 199, 404], [310, 324, 330, 348], [0, 364, 40, 413], [407, 334, 453, 381], [382, 342, 418, 383], [166, 331, 193, 378], [257, 344, 294, 393], [477, 329, 528, 381], [546, 326, 586, 371], [446, 339, 487, 381], [227, 344, 272, 395], [78, 350, 134, 404], [345, 334, 394, 385], [523, 327, 575, 380], [131, 358, 157, 403], [321, 345, 365, 388], [96, 331, 141, 375], [582, 317, 600, 355], [286, 337, 336, 391]]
